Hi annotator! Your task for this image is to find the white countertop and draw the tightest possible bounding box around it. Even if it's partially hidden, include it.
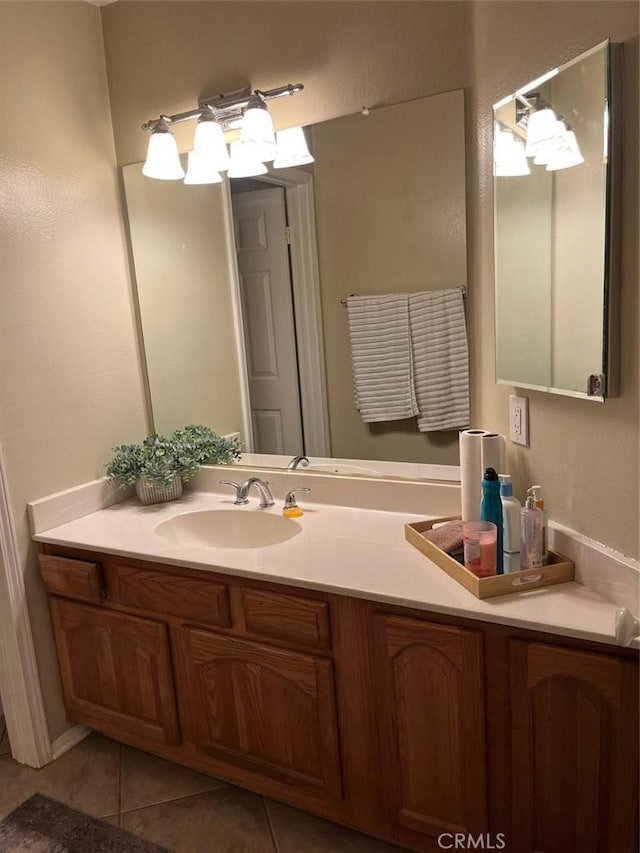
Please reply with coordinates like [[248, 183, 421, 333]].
[[32, 487, 627, 648]]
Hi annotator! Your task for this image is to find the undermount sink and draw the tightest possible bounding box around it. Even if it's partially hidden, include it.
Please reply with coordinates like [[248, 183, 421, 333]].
[[154, 509, 302, 549]]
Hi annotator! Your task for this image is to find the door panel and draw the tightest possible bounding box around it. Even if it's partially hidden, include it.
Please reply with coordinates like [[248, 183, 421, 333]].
[[50, 597, 179, 746], [511, 640, 639, 853], [233, 187, 303, 454], [174, 627, 341, 801], [374, 615, 487, 842]]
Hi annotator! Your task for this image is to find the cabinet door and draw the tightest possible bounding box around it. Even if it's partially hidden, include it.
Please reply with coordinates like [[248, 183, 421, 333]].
[[511, 640, 639, 853], [374, 615, 487, 843], [50, 597, 179, 746], [174, 627, 341, 802]]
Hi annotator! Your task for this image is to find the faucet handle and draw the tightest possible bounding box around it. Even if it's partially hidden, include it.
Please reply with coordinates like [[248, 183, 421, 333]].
[[283, 488, 311, 511], [219, 480, 248, 506]]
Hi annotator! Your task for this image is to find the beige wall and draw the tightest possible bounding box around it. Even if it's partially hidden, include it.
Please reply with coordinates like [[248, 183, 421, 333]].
[[0, 3, 149, 740], [312, 91, 466, 464], [469, 0, 639, 558]]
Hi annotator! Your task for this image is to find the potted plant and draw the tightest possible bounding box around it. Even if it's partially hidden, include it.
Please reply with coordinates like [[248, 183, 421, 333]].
[[107, 425, 242, 505]]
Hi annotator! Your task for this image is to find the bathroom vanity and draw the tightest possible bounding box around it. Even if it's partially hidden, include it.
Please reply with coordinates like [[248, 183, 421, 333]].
[[33, 483, 638, 853]]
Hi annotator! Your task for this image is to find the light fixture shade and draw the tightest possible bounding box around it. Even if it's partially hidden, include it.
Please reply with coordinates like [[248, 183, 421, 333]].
[[273, 127, 314, 168], [184, 151, 223, 184], [227, 140, 268, 178], [240, 101, 277, 162], [524, 107, 558, 157], [142, 125, 185, 180], [192, 119, 231, 172], [494, 128, 530, 177], [546, 130, 585, 171]]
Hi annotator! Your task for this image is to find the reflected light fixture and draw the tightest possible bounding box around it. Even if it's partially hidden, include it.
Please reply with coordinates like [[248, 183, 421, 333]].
[[142, 120, 185, 180], [516, 93, 584, 172], [227, 140, 268, 178], [273, 126, 314, 168], [523, 107, 558, 157], [494, 125, 530, 177], [184, 151, 223, 185], [141, 83, 307, 184], [545, 128, 585, 171]]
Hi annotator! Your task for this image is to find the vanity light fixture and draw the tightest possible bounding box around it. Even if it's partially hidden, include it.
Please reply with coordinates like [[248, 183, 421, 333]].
[[191, 112, 231, 172], [141, 83, 313, 184], [240, 93, 277, 162], [142, 119, 185, 180]]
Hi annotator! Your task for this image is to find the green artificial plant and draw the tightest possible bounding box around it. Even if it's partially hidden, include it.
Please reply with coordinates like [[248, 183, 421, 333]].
[[107, 425, 242, 490]]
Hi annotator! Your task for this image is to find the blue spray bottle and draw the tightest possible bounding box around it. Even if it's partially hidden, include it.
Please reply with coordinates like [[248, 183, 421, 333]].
[[480, 467, 503, 574]]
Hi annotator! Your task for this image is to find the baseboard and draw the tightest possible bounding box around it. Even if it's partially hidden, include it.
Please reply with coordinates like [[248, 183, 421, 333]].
[[51, 724, 91, 761]]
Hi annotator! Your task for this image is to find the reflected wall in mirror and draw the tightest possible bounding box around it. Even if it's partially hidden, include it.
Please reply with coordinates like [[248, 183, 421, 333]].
[[494, 40, 620, 400], [123, 88, 467, 473]]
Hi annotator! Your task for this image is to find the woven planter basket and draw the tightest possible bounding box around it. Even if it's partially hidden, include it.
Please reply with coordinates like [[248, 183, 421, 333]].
[[135, 475, 183, 506]]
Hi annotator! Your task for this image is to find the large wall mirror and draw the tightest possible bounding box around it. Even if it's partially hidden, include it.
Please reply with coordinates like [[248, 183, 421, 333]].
[[493, 40, 620, 401], [122, 89, 467, 477]]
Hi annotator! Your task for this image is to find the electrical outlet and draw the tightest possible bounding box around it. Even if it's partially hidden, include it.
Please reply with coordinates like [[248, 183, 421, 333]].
[[509, 394, 529, 447]]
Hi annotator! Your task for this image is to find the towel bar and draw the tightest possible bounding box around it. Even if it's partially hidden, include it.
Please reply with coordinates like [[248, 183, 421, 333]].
[[341, 287, 467, 305]]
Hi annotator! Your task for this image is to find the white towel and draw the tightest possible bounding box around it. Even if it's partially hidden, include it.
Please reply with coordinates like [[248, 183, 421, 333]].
[[346, 294, 418, 422], [408, 289, 470, 432]]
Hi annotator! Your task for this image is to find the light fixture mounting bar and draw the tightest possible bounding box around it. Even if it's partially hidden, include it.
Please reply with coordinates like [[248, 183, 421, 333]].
[[141, 83, 304, 132]]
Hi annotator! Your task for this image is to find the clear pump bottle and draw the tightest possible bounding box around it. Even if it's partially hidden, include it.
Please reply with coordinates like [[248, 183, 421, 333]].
[[520, 495, 543, 569], [529, 485, 548, 563]]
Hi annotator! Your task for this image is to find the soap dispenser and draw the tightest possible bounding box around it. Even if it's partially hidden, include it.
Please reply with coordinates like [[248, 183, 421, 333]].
[[282, 488, 311, 518]]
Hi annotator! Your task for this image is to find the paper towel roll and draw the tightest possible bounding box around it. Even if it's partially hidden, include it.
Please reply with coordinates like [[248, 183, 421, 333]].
[[460, 429, 490, 522], [481, 433, 506, 477]]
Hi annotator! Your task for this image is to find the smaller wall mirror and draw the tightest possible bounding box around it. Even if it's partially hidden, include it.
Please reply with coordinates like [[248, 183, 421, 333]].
[[493, 40, 620, 401]]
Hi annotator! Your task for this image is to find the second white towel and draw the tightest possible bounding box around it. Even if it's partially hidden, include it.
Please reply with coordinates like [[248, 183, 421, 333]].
[[409, 289, 470, 432]]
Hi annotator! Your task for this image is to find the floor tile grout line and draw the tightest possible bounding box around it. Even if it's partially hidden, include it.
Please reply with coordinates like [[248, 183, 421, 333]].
[[263, 798, 281, 853], [119, 784, 232, 817]]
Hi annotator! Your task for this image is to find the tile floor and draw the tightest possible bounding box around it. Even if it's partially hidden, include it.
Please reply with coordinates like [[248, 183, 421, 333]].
[[0, 725, 404, 852]]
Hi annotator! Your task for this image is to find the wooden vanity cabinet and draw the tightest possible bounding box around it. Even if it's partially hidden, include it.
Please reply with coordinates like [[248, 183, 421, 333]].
[[510, 639, 639, 853], [39, 546, 639, 853], [372, 615, 487, 849]]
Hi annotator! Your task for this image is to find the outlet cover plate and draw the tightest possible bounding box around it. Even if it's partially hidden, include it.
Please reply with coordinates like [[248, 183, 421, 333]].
[[509, 394, 529, 446]]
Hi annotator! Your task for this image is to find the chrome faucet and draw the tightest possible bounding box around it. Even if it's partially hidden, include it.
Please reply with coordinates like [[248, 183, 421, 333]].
[[287, 455, 310, 470], [241, 477, 274, 507], [220, 477, 274, 508]]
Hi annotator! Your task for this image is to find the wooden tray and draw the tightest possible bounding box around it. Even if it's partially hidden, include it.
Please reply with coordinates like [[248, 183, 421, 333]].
[[405, 517, 575, 599]]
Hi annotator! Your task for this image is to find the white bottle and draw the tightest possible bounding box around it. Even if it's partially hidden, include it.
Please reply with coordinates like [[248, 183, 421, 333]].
[[520, 495, 543, 569], [499, 474, 521, 555]]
